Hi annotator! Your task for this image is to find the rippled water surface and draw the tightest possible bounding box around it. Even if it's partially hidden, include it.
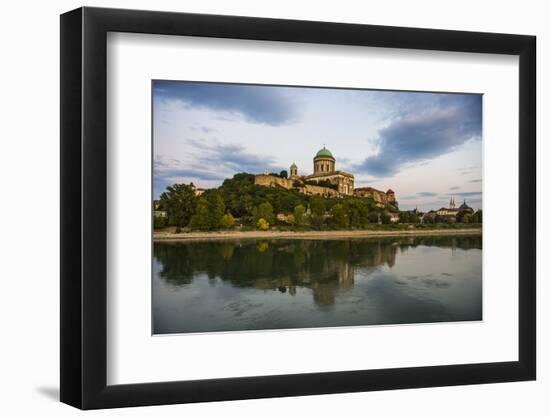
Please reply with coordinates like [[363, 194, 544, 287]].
[[153, 235, 482, 334]]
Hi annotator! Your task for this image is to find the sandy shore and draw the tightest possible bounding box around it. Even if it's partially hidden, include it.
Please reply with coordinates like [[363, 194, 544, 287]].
[[154, 228, 482, 242]]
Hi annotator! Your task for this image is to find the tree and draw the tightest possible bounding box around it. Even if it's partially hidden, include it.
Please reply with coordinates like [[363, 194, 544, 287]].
[[472, 209, 483, 223], [410, 211, 419, 224], [189, 197, 211, 230], [153, 215, 167, 229], [159, 183, 197, 227], [310, 196, 326, 227], [461, 213, 473, 224], [399, 211, 410, 223], [220, 213, 235, 229], [255, 202, 275, 225], [188, 192, 226, 231], [207, 192, 225, 229], [280, 170, 288, 179], [367, 212, 380, 224], [344, 199, 369, 228], [293, 204, 306, 226], [257, 218, 270, 230], [380, 211, 392, 224], [218, 173, 255, 218], [330, 204, 348, 228]]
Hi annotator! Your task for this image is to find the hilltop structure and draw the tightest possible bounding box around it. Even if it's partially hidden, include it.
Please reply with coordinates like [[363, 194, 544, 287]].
[[353, 187, 396, 208], [255, 147, 357, 198], [302, 147, 355, 195], [254, 146, 397, 206]]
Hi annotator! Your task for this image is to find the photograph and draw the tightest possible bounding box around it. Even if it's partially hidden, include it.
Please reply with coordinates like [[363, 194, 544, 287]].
[[152, 81, 483, 334]]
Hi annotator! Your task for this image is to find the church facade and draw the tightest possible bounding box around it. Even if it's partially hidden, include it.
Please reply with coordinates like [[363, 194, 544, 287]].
[[302, 147, 355, 195], [254, 147, 354, 197], [254, 147, 394, 204]]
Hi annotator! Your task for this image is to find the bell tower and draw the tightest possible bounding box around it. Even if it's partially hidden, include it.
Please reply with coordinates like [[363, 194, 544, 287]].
[[290, 162, 298, 178]]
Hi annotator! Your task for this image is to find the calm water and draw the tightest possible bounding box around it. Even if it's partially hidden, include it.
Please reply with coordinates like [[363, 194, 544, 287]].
[[153, 236, 482, 334]]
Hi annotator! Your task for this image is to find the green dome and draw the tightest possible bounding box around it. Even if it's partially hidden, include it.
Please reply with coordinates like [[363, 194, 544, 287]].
[[315, 147, 334, 158]]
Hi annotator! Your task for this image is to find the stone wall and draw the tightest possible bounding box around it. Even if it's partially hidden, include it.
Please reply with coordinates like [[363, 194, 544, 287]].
[[354, 187, 389, 207], [254, 174, 295, 189], [302, 183, 340, 197], [254, 174, 340, 197]]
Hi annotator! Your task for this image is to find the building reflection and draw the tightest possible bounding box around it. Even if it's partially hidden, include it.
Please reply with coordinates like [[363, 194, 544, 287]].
[[154, 235, 481, 307]]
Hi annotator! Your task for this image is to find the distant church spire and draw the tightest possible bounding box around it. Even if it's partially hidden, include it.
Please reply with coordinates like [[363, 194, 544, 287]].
[[450, 196, 456, 209]]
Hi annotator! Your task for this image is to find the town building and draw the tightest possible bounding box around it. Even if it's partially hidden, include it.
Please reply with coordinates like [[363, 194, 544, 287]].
[[424, 197, 474, 223], [191, 185, 206, 196], [354, 187, 396, 208]]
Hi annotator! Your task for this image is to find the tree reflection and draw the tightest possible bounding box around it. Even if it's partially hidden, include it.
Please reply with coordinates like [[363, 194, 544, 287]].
[[154, 235, 481, 307]]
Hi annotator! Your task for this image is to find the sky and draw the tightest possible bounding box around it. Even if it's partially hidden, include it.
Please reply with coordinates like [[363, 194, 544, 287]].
[[153, 81, 482, 211]]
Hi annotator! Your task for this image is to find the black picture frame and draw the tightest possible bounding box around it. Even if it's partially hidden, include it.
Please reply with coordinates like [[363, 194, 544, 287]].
[[60, 6, 536, 410]]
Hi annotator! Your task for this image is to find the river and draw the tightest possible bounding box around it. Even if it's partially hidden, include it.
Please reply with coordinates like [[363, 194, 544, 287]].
[[153, 235, 482, 334]]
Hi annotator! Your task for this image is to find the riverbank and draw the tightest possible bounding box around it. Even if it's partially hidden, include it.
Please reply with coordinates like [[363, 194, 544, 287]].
[[154, 227, 482, 242]]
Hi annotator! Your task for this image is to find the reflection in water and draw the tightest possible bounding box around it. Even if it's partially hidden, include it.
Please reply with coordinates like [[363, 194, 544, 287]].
[[153, 236, 482, 334]]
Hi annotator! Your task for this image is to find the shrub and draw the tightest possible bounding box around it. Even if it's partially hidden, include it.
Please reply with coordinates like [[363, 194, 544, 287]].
[[153, 215, 167, 229], [257, 218, 270, 230], [293, 204, 306, 226]]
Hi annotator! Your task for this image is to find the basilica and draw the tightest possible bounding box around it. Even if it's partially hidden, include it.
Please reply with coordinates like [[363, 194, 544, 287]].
[[254, 147, 395, 205]]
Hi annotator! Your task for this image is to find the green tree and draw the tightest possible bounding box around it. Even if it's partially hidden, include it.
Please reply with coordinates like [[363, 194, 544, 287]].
[[310, 196, 326, 227], [293, 204, 306, 226], [472, 209, 483, 223], [255, 202, 275, 225], [153, 215, 167, 229], [207, 192, 225, 229], [159, 183, 197, 227], [462, 213, 473, 224], [344, 199, 369, 228], [410, 211, 419, 224], [330, 204, 348, 229], [189, 197, 211, 230], [220, 212, 235, 229], [399, 211, 410, 223]]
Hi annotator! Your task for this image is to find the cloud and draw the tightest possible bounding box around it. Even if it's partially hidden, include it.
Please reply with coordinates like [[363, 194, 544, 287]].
[[154, 140, 284, 195], [154, 81, 299, 126], [190, 125, 217, 134], [189, 140, 282, 174], [154, 157, 225, 191], [417, 191, 438, 197], [355, 94, 482, 177], [468, 179, 482, 183], [449, 186, 461, 190], [448, 191, 482, 197]]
